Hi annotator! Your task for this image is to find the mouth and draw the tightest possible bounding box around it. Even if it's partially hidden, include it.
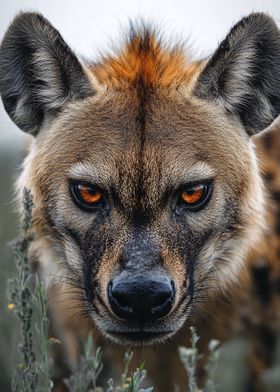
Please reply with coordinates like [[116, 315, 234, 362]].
[[104, 329, 175, 345], [92, 299, 190, 346]]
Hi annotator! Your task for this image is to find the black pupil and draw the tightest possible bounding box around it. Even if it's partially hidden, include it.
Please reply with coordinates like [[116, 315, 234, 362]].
[[188, 187, 199, 195]]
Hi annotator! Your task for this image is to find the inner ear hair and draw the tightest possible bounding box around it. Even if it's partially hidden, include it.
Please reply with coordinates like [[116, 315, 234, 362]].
[[194, 13, 280, 135], [0, 12, 93, 135]]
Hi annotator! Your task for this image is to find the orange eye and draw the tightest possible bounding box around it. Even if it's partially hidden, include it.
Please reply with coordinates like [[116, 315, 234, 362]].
[[70, 181, 104, 211], [181, 185, 205, 205], [180, 183, 211, 211], [78, 184, 102, 204]]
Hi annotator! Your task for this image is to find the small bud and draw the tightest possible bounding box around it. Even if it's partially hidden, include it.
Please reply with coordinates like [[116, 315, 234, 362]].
[[48, 337, 61, 345], [7, 303, 15, 311], [16, 363, 25, 370]]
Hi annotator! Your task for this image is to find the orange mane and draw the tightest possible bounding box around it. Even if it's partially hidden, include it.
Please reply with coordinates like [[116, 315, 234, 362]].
[[91, 25, 202, 90]]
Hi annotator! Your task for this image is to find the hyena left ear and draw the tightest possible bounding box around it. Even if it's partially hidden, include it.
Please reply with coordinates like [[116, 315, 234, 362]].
[[0, 12, 93, 135], [194, 13, 280, 135]]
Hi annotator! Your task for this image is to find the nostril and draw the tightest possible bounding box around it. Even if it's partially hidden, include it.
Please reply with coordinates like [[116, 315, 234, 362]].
[[109, 281, 130, 307], [113, 292, 131, 308], [154, 291, 171, 307], [108, 280, 134, 319], [151, 280, 175, 319]]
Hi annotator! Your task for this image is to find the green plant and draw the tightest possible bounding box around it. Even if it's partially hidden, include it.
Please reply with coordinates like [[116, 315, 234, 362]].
[[107, 352, 153, 392], [64, 335, 103, 392], [8, 189, 53, 391], [63, 341, 153, 392], [33, 276, 53, 391], [205, 340, 220, 392], [179, 327, 220, 392], [179, 326, 200, 392], [9, 189, 38, 392]]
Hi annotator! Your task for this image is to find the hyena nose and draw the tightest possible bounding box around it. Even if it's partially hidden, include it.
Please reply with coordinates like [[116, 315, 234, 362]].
[[108, 275, 175, 322]]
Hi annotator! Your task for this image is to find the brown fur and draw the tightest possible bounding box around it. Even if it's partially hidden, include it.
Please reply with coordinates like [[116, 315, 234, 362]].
[[1, 12, 280, 392]]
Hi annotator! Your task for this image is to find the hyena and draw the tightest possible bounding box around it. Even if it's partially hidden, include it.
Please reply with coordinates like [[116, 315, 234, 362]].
[[1, 11, 280, 391]]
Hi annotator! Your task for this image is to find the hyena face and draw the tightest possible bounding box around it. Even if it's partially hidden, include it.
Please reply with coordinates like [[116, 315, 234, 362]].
[[1, 13, 280, 345]]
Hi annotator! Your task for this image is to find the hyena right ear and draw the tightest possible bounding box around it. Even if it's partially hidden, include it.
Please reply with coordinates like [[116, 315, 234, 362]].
[[194, 13, 280, 135], [0, 12, 93, 135]]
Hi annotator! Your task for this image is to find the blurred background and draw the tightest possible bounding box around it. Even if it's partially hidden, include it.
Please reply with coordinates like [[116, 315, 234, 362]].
[[1, 1, 280, 391]]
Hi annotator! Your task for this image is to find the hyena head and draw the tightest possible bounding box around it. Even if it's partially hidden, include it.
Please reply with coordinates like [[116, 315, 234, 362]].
[[1, 12, 280, 345]]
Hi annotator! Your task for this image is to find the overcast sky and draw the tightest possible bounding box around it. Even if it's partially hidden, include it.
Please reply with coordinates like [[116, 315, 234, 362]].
[[1, 0, 280, 146]]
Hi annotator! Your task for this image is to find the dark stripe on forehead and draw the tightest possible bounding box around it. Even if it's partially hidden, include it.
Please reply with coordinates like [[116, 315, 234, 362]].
[[133, 79, 153, 225], [137, 78, 149, 140]]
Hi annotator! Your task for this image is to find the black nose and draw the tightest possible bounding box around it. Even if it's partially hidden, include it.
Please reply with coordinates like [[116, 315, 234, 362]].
[[108, 273, 175, 322]]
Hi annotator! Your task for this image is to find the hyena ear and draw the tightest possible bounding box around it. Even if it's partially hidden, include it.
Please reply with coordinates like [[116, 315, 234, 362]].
[[194, 13, 280, 135], [0, 12, 93, 135]]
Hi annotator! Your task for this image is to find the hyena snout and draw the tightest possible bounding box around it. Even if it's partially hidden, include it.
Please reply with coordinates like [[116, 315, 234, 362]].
[[108, 271, 175, 322]]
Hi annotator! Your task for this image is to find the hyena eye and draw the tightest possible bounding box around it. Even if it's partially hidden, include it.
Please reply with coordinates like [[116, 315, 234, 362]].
[[178, 182, 212, 212], [70, 181, 104, 211]]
